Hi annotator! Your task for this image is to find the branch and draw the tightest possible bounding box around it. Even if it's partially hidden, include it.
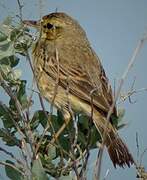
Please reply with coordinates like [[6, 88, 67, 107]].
[[0, 161, 25, 176], [96, 33, 147, 179]]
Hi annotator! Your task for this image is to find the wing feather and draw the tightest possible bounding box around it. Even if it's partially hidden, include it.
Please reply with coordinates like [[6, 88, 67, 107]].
[[42, 49, 116, 115]]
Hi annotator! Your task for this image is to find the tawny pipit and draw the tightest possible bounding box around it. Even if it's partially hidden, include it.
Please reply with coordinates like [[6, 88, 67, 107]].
[[24, 12, 134, 167]]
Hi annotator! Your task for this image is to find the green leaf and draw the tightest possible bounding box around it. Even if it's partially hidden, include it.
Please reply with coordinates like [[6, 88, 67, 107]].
[[111, 115, 119, 128], [10, 28, 22, 41], [0, 31, 7, 41], [111, 108, 125, 129], [0, 64, 21, 83], [59, 175, 73, 180], [0, 64, 11, 78], [47, 144, 56, 160], [5, 160, 23, 180], [8, 68, 22, 81], [10, 56, 20, 67], [9, 80, 28, 110], [0, 129, 20, 146], [2, 16, 13, 25], [40, 154, 57, 177], [58, 135, 70, 153], [117, 123, 127, 130], [14, 33, 33, 55], [31, 110, 63, 134], [0, 22, 33, 58], [78, 115, 89, 127], [78, 131, 87, 145], [31, 112, 41, 130], [0, 55, 19, 67], [78, 115, 101, 149], [90, 126, 101, 147], [2, 116, 14, 129], [50, 115, 61, 132], [0, 22, 12, 38], [117, 108, 125, 122], [0, 40, 15, 60], [32, 110, 48, 129], [0, 56, 20, 84], [0, 102, 15, 129], [0, 102, 9, 117], [17, 80, 27, 104], [32, 157, 49, 180]]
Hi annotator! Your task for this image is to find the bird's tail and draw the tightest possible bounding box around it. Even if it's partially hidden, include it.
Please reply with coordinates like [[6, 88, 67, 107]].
[[93, 115, 134, 168], [106, 133, 134, 167]]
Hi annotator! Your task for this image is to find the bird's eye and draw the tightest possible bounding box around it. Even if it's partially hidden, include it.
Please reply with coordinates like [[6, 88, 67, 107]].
[[46, 23, 54, 29], [43, 23, 54, 29]]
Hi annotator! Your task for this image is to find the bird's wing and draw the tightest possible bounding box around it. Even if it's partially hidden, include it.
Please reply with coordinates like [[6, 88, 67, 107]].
[[42, 47, 116, 115]]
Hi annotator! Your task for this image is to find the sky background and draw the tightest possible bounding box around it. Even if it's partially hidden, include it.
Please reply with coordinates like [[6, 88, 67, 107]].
[[0, 0, 147, 179]]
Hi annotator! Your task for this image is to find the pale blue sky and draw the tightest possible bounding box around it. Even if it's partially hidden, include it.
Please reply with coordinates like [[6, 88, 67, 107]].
[[0, 0, 147, 179]]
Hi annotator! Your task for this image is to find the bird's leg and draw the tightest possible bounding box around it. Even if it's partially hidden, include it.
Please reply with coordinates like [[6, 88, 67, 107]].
[[50, 110, 71, 144]]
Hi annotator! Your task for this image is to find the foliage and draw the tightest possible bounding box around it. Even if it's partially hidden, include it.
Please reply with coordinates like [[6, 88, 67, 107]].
[[0, 17, 124, 179]]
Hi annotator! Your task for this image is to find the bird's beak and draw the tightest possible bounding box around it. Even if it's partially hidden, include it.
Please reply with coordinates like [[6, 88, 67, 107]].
[[23, 20, 40, 29]]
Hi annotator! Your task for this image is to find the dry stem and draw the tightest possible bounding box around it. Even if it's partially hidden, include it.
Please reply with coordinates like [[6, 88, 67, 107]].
[[95, 33, 147, 180]]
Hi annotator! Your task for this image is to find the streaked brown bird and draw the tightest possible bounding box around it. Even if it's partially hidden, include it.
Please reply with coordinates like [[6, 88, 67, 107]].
[[24, 12, 134, 167]]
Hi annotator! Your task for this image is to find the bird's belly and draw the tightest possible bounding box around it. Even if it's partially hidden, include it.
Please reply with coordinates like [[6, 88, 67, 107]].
[[35, 70, 86, 114], [36, 71, 65, 108]]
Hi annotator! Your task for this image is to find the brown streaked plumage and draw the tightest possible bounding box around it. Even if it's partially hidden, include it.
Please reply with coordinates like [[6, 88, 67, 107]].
[[24, 12, 134, 167]]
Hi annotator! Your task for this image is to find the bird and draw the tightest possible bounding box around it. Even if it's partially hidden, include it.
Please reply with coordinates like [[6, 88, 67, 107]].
[[23, 12, 134, 168]]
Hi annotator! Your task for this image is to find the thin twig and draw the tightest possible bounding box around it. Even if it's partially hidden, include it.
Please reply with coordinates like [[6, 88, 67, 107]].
[[140, 147, 147, 166], [0, 72, 34, 162], [0, 73, 26, 122], [79, 89, 96, 178], [0, 161, 25, 176], [38, 0, 44, 19], [73, 116, 78, 152], [103, 169, 110, 180], [17, 0, 23, 22], [23, 51, 37, 158], [96, 34, 147, 179], [35, 48, 60, 154], [120, 87, 147, 103], [0, 100, 24, 138], [0, 147, 23, 166], [20, 139, 32, 177], [66, 81, 80, 179], [24, 41, 55, 156], [136, 132, 140, 162]]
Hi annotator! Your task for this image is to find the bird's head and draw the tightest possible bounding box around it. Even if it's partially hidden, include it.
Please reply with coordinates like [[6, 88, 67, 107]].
[[23, 12, 86, 41]]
